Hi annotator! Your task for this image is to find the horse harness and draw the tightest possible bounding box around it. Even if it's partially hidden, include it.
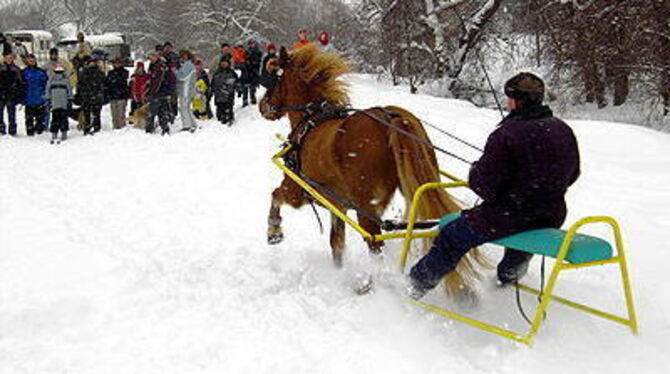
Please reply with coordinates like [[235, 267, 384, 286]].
[[282, 100, 351, 171]]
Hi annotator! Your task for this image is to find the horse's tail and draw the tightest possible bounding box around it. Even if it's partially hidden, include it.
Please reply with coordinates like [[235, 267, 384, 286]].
[[385, 106, 485, 295]]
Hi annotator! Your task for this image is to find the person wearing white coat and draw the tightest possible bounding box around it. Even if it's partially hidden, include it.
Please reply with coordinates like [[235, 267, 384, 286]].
[[176, 50, 197, 132]]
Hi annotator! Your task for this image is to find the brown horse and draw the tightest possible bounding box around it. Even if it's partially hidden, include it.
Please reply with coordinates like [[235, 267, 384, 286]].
[[259, 45, 482, 295]]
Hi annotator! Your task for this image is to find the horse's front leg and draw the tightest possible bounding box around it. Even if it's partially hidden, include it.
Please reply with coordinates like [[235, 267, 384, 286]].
[[268, 177, 308, 245], [267, 186, 285, 245], [330, 213, 346, 267]]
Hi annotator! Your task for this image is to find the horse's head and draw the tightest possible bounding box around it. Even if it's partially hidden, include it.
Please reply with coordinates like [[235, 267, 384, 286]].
[[259, 45, 351, 122]]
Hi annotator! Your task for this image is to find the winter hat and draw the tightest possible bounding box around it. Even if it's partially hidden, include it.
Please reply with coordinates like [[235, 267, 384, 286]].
[[266, 43, 276, 51], [504, 72, 545, 105], [147, 52, 158, 59], [136, 61, 145, 69]]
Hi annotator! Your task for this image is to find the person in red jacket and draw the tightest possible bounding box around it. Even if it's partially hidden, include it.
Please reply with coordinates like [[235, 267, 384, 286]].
[[232, 45, 246, 66], [129, 61, 150, 117], [292, 29, 312, 50]]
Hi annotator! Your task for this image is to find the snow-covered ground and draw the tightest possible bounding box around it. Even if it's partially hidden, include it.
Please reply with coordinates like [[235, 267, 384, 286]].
[[1, 75, 669, 373]]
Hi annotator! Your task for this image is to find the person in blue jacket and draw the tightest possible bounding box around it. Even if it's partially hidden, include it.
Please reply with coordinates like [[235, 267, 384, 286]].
[[21, 54, 48, 136]]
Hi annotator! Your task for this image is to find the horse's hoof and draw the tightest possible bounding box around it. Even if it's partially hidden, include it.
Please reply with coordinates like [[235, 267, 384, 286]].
[[268, 232, 284, 245], [354, 274, 374, 295]]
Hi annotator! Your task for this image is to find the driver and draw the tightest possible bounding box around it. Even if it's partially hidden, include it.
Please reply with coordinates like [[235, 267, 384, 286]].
[[408, 72, 581, 300]]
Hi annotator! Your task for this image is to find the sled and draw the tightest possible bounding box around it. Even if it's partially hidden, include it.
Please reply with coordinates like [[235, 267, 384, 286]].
[[397, 181, 639, 346], [272, 142, 638, 346]]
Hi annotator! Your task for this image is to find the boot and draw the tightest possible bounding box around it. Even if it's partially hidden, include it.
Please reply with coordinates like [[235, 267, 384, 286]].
[[50, 132, 58, 144], [497, 248, 533, 286], [61, 131, 68, 142]]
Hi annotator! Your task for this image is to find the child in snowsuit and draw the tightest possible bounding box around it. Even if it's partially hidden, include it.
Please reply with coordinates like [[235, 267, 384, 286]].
[[211, 59, 238, 125], [45, 65, 73, 143], [192, 59, 212, 120], [21, 54, 48, 135]]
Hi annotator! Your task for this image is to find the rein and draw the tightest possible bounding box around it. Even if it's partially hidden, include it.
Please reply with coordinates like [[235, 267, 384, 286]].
[[270, 100, 475, 166], [272, 99, 473, 233]]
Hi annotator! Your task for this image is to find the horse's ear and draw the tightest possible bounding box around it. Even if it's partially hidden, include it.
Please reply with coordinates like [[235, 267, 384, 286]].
[[279, 46, 290, 68]]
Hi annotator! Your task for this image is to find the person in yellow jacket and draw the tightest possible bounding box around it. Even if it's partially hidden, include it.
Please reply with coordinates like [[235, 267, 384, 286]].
[[192, 59, 212, 120]]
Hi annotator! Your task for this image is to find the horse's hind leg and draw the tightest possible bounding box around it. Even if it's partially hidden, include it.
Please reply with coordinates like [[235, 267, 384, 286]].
[[330, 213, 346, 267]]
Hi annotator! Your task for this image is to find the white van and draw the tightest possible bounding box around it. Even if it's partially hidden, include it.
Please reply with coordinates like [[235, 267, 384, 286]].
[[57, 33, 132, 66], [3, 30, 54, 66]]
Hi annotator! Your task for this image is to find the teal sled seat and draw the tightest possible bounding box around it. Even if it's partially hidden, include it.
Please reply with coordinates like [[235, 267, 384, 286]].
[[439, 213, 613, 264]]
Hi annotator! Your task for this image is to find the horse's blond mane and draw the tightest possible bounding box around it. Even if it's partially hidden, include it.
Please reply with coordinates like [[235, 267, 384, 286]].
[[290, 45, 351, 106]]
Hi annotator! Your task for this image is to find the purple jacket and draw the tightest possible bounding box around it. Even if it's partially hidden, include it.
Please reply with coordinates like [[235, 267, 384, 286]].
[[462, 105, 580, 240]]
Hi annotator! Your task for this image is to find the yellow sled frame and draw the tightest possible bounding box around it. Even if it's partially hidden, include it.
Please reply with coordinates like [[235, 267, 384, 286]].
[[272, 143, 638, 346]]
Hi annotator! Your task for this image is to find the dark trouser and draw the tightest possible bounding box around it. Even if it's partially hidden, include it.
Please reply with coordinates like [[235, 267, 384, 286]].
[[83, 104, 102, 133], [43, 106, 50, 132], [50, 109, 69, 134], [241, 84, 257, 105], [0, 100, 18, 135], [170, 93, 178, 119], [215, 102, 234, 124], [205, 91, 213, 118], [410, 217, 533, 291], [147, 96, 170, 133], [25, 105, 46, 135]]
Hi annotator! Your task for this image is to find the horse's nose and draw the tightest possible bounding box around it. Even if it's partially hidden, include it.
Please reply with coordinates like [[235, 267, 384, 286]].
[[259, 97, 275, 120]]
